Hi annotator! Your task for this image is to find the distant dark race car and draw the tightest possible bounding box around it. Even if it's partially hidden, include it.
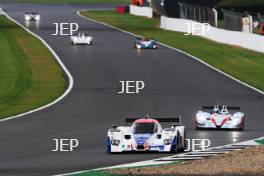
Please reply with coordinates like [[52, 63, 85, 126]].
[[134, 37, 157, 49]]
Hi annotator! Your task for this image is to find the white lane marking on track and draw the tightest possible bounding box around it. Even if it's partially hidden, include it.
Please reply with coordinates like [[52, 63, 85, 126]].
[[57, 137, 263, 176], [0, 10, 74, 122], [54, 10, 264, 176]]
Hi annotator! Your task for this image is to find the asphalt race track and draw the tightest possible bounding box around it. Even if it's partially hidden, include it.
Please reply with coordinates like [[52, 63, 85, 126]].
[[0, 3, 264, 176]]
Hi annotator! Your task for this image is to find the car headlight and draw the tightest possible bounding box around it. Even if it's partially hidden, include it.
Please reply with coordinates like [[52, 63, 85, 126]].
[[136, 44, 141, 49], [111, 139, 120, 146], [35, 15, 40, 20], [164, 139, 172, 145], [25, 16, 30, 20]]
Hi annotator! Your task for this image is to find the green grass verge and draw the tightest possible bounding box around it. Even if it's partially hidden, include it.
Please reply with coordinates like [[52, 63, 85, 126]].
[[255, 139, 264, 145], [0, 0, 129, 3], [81, 10, 264, 92], [0, 15, 66, 118]]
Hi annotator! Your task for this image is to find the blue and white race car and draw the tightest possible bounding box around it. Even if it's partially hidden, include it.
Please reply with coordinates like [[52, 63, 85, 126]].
[[134, 37, 157, 49], [107, 116, 186, 153], [195, 105, 245, 131], [24, 12, 40, 21]]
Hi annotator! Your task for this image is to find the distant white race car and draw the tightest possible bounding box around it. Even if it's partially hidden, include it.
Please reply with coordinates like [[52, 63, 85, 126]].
[[107, 116, 186, 153], [195, 105, 245, 131], [24, 12, 40, 21], [70, 33, 93, 45]]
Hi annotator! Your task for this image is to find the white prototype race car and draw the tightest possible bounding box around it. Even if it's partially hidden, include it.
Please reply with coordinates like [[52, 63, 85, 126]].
[[195, 105, 245, 131], [107, 116, 186, 153], [70, 33, 93, 45], [24, 12, 40, 21]]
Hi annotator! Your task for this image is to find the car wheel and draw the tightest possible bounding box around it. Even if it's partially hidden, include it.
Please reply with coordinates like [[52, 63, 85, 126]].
[[177, 133, 185, 153], [237, 118, 245, 131]]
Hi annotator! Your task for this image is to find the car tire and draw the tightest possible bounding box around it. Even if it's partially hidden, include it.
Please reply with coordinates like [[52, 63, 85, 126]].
[[177, 132, 185, 153], [236, 117, 245, 131]]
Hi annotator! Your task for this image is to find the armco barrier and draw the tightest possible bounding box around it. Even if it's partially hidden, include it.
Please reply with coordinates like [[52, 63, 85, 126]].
[[130, 5, 153, 18], [160, 16, 264, 53]]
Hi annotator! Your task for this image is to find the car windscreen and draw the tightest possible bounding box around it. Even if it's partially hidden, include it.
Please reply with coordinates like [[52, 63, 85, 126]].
[[133, 123, 155, 134]]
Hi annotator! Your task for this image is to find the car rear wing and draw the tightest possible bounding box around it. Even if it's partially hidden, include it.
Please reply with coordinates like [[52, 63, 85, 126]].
[[25, 12, 39, 14], [125, 117, 182, 126], [202, 106, 240, 110]]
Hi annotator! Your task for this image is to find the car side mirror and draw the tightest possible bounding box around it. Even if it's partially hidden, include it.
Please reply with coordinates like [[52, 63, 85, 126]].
[[156, 134, 161, 139]]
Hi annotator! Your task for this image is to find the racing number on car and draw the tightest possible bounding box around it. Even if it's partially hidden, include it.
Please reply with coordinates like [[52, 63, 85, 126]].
[[118, 81, 145, 94]]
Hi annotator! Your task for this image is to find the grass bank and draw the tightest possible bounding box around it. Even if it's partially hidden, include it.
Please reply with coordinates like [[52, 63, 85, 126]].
[[81, 10, 264, 92], [0, 15, 66, 118], [256, 139, 264, 145]]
